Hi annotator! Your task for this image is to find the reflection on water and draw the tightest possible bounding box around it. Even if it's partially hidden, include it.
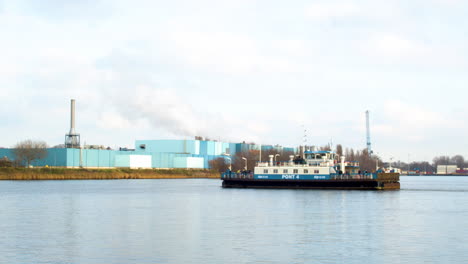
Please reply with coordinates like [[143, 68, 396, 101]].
[[0, 177, 467, 264]]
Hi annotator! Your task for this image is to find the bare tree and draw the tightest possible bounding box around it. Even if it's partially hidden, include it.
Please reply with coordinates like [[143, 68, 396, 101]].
[[409, 161, 434, 173], [0, 156, 13, 167], [345, 148, 356, 162], [341, 146, 381, 172], [450, 155, 465, 168], [209, 157, 229, 172], [259, 148, 295, 165], [232, 150, 260, 171], [278, 150, 295, 163], [319, 144, 331, 151], [12, 140, 48, 167], [335, 144, 343, 157], [433, 156, 451, 167]]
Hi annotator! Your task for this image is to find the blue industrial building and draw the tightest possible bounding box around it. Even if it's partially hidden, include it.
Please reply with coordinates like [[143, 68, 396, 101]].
[[134, 139, 233, 168], [0, 148, 134, 168], [0, 139, 296, 169], [0, 100, 297, 169]]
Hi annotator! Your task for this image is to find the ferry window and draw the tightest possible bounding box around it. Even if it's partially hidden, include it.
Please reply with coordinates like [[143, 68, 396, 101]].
[[293, 169, 298, 173], [263, 169, 268, 173], [273, 169, 278, 173], [304, 169, 308, 173], [283, 169, 288, 173], [314, 170, 319, 174]]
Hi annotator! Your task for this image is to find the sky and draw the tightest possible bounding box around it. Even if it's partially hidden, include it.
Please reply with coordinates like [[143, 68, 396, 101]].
[[0, 0, 467, 162]]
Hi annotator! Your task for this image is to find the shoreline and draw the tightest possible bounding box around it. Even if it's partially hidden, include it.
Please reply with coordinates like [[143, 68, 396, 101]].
[[0, 168, 219, 180]]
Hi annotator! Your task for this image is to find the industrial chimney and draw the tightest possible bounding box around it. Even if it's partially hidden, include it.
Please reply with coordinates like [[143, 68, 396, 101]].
[[65, 99, 80, 148]]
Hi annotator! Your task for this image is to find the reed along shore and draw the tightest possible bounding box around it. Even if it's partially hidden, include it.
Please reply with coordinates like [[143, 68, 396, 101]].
[[0, 168, 219, 180]]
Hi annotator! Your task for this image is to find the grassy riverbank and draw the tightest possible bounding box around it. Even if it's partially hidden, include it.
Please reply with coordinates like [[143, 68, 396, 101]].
[[0, 167, 220, 180]]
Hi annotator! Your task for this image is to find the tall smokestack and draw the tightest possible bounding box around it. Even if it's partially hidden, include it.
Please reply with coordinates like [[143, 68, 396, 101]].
[[65, 99, 80, 148], [70, 99, 76, 134]]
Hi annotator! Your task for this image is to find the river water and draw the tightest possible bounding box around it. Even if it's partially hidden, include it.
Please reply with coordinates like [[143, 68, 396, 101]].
[[0, 176, 467, 264]]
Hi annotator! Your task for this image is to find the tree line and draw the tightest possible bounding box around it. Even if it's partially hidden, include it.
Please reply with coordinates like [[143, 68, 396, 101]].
[[402, 155, 468, 173]]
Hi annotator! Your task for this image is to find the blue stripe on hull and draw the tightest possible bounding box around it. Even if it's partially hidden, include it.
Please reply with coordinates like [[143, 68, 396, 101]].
[[254, 174, 332, 180]]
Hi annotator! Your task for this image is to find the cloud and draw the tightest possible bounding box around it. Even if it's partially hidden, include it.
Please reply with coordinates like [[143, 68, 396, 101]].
[[384, 100, 448, 127], [1, 0, 467, 160], [305, 2, 361, 21], [372, 100, 459, 142], [8, 0, 112, 20], [366, 33, 431, 60], [163, 27, 306, 75], [303, 1, 400, 23], [97, 111, 133, 130], [166, 29, 258, 74], [431, 0, 463, 5], [105, 85, 271, 143], [353, 31, 468, 69]]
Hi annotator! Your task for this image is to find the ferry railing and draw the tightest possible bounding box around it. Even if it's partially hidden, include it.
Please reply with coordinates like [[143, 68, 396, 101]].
[[256, 161, 294, 167], [331, 173, 375, 180], [256, 161, 362, 168], [345, 162, 360, 167], [255, 161, 333, 167], [221, 171, 254, 179]]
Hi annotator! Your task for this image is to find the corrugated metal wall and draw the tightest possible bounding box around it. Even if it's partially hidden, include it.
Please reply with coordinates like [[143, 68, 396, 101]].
[[65, 149, 118, 168], [0, 148, 119, 168], [0, 148, 68, 167]]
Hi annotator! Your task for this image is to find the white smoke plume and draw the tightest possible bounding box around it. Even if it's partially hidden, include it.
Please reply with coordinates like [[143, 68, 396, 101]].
[[110, 86, 261, 142]]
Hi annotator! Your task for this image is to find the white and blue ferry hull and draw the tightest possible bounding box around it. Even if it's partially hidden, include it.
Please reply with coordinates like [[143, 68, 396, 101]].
[[254, 174, 333, 180]]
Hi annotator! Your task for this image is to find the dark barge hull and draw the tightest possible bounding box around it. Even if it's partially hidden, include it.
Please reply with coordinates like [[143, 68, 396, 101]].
[[222, 173, 400, 190]]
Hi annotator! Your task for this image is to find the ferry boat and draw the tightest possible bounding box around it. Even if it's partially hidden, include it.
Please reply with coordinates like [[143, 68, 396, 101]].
[[221, 150, 400, 190]]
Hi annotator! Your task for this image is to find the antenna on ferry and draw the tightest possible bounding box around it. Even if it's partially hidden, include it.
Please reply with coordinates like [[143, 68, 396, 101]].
[[259, 143, 262, 163], [366, 110, 373, 156], [302, 125, 307, 156]]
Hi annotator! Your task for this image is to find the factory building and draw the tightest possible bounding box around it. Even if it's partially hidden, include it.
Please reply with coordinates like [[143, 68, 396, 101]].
[[0, 148, 146, 168], [115, 155, 152, 169], [0, 140, 295, 169], [134, 139, 231, 168], [0, 99, 296, 169]]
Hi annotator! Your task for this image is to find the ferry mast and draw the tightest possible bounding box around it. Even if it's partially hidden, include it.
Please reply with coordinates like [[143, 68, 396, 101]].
[[366, 110, 373, 155]]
